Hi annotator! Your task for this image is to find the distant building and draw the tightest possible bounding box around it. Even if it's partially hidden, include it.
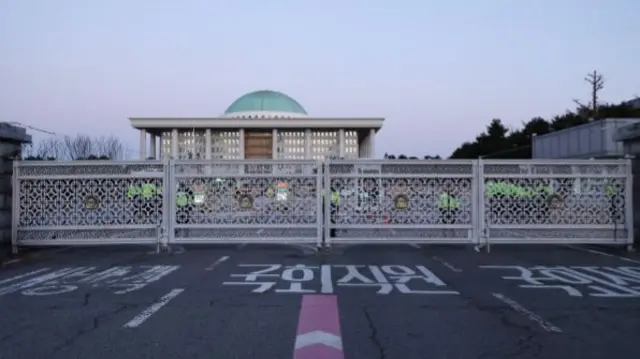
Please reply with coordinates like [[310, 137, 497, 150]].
[[625, 97, 640, 109], [129, 90, 384, 160], [531, 118, 640, 159]]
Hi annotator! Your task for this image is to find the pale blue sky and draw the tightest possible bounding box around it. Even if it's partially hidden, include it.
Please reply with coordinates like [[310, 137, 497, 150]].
[[1, 0, 638, 158]]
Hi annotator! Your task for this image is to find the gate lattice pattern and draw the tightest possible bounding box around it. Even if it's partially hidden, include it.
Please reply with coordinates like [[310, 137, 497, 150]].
[[12, 159, 634, 247]]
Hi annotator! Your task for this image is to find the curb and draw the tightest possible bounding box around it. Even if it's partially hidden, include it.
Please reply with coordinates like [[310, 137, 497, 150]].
[[0, 247, 70, 269]]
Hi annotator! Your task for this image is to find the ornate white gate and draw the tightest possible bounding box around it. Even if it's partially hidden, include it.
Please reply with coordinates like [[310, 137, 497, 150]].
[[322, 160, 479, 245], [13, 161, 167, 247], [12, 158, 634, 250], [478, 159, 634, 245], [167, 160, 322, 245]]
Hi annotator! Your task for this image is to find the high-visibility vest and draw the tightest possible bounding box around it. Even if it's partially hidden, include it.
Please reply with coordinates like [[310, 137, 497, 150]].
[[439, 193, 460, 209], [176, 192, 189, 207], [322, 190, 341, 205], [127, 183, 158, 200]]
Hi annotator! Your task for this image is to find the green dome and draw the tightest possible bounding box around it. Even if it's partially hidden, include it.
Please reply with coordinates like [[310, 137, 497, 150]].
[[224, 90, 307, 115]]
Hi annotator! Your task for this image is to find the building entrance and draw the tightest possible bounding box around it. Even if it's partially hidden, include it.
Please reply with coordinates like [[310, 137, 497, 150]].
[[244, 130, 273, 159]]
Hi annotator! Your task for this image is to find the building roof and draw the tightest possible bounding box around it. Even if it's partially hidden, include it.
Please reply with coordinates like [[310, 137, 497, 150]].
[[224, 90, 308, 116]]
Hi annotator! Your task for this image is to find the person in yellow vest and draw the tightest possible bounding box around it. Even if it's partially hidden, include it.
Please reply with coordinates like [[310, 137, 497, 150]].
[[439, 182, 461, 224], [321, 188, 341, 237], [606, 180, 622, 223], [127, 181, 162, 222], [175, 181, 196, 224]]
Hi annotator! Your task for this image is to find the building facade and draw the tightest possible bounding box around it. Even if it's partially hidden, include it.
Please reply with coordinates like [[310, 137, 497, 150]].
[[130, 90, 384, 161], [532, 118, 640, 159]]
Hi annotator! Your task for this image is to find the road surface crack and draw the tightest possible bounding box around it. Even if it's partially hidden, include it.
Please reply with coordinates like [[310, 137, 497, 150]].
[[49, 300, 149, 355], [363, 308, 386, 359]]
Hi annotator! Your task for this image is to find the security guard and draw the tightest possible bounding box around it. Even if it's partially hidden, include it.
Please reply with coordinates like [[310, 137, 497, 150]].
[[322, 188, 341, 237], [439, 183, 460, 224], [175, 181, 194, 224], [127, 181, 162, 222], [606, 181, 621, 222]]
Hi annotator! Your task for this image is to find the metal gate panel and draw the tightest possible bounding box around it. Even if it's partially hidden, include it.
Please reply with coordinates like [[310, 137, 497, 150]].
[[13, 160, 166, 247], [480, 159, 633, 245], [323, 159, 479, 245], [168, 159, 322, 245]]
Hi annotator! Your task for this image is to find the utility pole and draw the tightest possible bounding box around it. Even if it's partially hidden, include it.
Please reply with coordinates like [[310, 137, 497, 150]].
[[574, 70, 605, 121]]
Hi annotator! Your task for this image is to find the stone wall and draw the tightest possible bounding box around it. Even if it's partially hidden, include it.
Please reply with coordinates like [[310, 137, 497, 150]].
[[0, 123, 31, 256]]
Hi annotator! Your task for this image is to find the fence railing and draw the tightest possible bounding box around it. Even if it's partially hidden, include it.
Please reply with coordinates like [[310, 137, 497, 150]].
[[11, 158, 635, 251]]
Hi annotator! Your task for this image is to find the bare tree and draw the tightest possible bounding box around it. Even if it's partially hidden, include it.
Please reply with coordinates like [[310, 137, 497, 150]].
[[573, 70, 605, 120], [63, 134, 93, 160], [94, 135, 124, 160], [21, 134, 127, 160], [36, 137, 64, 159]]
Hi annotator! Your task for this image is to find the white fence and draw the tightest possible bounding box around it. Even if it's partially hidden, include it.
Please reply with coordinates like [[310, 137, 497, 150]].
[[11, 159, 635, 250]]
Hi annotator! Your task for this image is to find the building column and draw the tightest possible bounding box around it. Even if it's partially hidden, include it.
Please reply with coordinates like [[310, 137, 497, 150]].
[[359, 131, 368, 159], [149, 134, 156, 160], [305, 129, 312, 160], [205, 129, 212, 160], [171, 129, 179, 159], [368, 128, 376, 159], [239, 129, 245, 159], [338, 129, 345, 159], [363, 136, 369, 159], [139, 130, 147, 160], [272, 129, 278, 159]]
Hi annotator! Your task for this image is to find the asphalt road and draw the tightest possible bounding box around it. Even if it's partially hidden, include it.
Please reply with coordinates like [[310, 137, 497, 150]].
[[1, 243, 639, 359]]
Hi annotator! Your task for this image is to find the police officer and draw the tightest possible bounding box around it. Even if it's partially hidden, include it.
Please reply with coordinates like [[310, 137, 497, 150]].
[[321, 187, 341, 237], [127, 181, 161, 223], [175, 181, 194, 224], [606, 180, 621, 223], [439, 183, 460, 225]]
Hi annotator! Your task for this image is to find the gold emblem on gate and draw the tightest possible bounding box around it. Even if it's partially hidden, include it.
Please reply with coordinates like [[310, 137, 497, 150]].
[[238, 194, 254, 209], [547, 194, 563, 209], [83, 194, 100, 210], [394, 194, 409, 210]]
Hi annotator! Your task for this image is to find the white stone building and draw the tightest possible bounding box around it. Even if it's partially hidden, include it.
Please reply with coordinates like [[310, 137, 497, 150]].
[[130, 90, 384, 160]]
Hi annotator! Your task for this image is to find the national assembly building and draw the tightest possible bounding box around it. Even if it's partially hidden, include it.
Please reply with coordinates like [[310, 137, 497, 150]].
[[129, 90, 384, 161]]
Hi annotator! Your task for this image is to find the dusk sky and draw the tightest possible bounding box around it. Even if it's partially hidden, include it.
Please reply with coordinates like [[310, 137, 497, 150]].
[[1, 0, 638, 159]]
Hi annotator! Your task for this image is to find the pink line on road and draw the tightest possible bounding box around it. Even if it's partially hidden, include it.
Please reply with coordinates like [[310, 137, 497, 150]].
[[294, 294, 344, 359]]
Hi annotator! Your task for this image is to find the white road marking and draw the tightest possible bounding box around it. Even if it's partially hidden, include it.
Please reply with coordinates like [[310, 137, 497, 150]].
[[0, 268, 50, 285], [2, 259, 21, 265], [123, 288, 184, 328], [432, 256, 462, 272], [295, 330, 343, 350], [205, 256, 230, 271], [567, 245, 640, 264], [0, 268, 84, 296], [407, 243, 420, 249], [320, 265, 334, 294], [492, 292, 562, 333]]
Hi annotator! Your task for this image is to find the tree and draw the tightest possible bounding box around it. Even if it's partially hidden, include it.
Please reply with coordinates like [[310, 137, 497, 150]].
[[383, 152, 441, 160], [21, 134, 126, 160], [449, 100, 640, 159], [573, 70, 605, 120]]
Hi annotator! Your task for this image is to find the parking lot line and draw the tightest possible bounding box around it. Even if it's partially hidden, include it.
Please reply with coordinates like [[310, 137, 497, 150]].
[[123, 288, 185, 328], [492, 293, 562, 333], [0, 268, 50, 285], [567, 245, 640, 264], [205, 255, 230, 271]]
